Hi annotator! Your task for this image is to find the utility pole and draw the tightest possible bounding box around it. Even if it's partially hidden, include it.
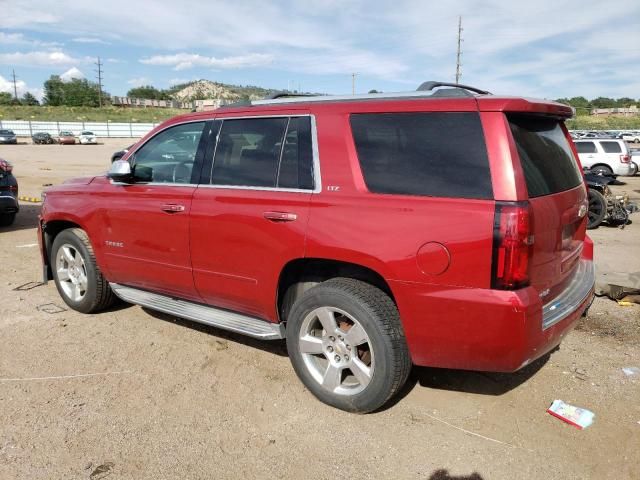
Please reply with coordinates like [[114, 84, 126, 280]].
[[351, 73, 357, 95], [455, 16, 463, 84], [95, 57, 104, 107], [11, 69, 18, 101]]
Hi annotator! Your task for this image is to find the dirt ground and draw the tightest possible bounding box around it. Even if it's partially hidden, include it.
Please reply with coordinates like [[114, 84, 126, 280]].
[[1, 139, 639, 480]]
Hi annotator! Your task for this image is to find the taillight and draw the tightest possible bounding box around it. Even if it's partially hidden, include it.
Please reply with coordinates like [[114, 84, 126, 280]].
[[620, 154, 630, 163], [491, 201, 534, 290], [8, 185, 18, 192]]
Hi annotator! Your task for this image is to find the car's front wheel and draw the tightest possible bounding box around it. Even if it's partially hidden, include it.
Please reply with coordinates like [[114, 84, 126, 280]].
[[51, 228, 115, 313], [0, 213, 16, 227], [286, 278, 411, 413]]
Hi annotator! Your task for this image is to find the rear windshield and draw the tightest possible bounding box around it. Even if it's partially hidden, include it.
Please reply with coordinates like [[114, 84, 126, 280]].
[[508, 115, 583, 197], [350, 112, 493, 199]]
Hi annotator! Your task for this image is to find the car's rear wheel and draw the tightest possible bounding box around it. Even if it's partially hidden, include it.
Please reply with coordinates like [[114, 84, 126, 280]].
[[0, 213, 16, 227], [587, 189, 607, 229], [630, 161, 638, 176], [286, 278, 411, 413], [51, 228, 115, 313]]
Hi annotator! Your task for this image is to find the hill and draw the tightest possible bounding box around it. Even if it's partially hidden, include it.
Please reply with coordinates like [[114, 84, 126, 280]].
[[166, 79, 279, 102]]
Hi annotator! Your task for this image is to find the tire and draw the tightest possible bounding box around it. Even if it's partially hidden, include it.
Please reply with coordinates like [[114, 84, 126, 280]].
[[286, 278, 411, 413], [587, 189, 607, 229], [51, 228, 115, 313], [0, 213, 16, 227], [630, 161, 638, 176], [591, 165, 613, 176]]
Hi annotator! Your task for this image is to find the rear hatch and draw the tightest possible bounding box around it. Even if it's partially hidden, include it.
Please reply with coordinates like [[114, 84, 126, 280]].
[[507, 115, 588, 301]]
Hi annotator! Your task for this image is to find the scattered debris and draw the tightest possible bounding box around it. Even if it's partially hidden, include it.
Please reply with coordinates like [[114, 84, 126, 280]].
[[39, 167, 51, 171], [215, 340, 228, 351], [596, 272, 640, 301], [618, 294, 640, 306], [15, 243, 38, 248], [622, 367, 639, 376], [42, 183, 53, 187], [547, 400, 595, 430], [12, 281, 44, 291], [36, 303, 67, 314], [90, 462, 115, 479]]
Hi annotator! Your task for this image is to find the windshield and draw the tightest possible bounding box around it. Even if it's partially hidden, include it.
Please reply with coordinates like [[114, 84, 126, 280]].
[[0, 130, 14, 135], [60, 131, 73, 136], [82, 131, 94, 135]]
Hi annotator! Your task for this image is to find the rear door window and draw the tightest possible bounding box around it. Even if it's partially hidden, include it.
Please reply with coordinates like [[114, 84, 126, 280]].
[[211, 116, 314, 189], [508, 115, 583, 197], [350, 112, 493, 199], [600, 141, 622, 153], [575, 141, 597, 154]]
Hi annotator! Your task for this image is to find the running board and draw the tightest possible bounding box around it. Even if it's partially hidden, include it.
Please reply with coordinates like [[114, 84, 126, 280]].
[[110, 284, 285, 340]]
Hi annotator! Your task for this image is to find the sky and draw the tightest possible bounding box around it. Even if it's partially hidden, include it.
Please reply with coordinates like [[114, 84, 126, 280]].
[[1, 0, 639, 102]]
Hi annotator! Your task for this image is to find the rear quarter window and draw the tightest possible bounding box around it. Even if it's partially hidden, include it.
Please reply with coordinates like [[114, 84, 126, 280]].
[[575, 142, 597, 154], [600, 141, 622, 153], [508, 115, 583, 198], [350, 112, 493, 199]]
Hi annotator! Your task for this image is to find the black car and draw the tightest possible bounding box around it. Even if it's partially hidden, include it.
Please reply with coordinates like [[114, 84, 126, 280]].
[[0, 158, 19, 226], [111, 144, 134, 162], [32, 132, 55, 144], [0, 129, 17, 144]]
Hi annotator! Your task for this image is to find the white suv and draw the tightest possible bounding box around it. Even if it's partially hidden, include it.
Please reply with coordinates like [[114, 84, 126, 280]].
[[573, 139, 633, 176]]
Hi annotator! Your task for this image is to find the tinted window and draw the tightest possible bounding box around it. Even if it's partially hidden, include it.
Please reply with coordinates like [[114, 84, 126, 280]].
[[600, 141, 622, 153], [508, 116, 582, 197], [211, 117, 314, 189], [133, 121, 205, 184], [575, 141, 597, 154], [277, 117, 314, 189], [350, 113, 492, 199]]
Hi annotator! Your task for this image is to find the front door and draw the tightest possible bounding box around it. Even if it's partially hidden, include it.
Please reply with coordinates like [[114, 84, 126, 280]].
[[190, 115, 317, 320], [98, 120, 210, 301]]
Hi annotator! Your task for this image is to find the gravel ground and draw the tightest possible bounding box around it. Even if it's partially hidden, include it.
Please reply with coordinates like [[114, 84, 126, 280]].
[[0, 140, 639, 480]]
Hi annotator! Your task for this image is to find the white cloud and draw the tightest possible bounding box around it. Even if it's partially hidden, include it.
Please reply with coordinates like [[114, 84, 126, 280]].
[[0, 31, 62, 47], [127, 77, 151, 87], [140, 53, 274, 71], [60, 67, 85, 82], [0, 50, 82, 67], [168, 78, 191, 86], [72, 37, 110, 44], [0, 75, 44, 101]]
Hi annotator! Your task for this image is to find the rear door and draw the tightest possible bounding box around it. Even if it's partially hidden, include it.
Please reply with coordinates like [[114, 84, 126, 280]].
[[507, 115, 588, 300], [190, 114, 316, 320]]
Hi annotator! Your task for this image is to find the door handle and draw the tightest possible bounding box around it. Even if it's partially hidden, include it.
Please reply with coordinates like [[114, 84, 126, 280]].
[[263, 211, 297, 222], [161, 204, 185, 213]]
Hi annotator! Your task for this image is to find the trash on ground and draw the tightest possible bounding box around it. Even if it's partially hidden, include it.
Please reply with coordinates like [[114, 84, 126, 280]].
[[622, 367, 640, 376], [547, 400, 595, 430], [36, 302, 67, 314], [618, 294, 640, 305], [595, 272, 640, 301], [13, 281, 44, 291]]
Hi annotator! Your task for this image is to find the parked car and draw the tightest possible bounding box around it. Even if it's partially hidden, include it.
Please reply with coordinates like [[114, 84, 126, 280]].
[[38, 81, 595, 413], [78, 131, 97, 145], [32, 132, 55, 144], [622, 132, 640, 143], [111, 144, 133, 163], [0, 129, 17, 144], [0, 158, 19, 226], [573, 139, 633, 176], [57, 131, 76, 145]]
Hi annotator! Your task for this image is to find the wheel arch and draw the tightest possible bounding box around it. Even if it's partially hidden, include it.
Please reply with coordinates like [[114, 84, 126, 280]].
[[276, 258, 396, 324]]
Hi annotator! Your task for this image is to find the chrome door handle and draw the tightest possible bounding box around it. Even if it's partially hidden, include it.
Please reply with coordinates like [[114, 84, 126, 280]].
[[161, 204, 185, 213], [263, 211, 297, 222]]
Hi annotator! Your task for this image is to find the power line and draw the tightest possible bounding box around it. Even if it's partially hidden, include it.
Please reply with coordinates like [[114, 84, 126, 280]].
[[455, 16, 463, 84], [11, 69, 18, 101], [95, 57, 104, 107]]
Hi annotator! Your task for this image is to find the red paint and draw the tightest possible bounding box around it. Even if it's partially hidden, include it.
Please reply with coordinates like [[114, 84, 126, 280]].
[[40, 94, 593, 372]]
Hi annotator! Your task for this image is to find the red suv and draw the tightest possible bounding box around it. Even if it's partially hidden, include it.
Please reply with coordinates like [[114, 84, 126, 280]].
[[38, 82, 595, 412]]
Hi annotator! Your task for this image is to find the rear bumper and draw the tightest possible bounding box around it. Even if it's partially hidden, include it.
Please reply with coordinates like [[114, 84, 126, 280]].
[[392, 259, 595, 372], [0, 139, 17, 144], [614, 163, 633, 176], [0, 195, 19, 214]]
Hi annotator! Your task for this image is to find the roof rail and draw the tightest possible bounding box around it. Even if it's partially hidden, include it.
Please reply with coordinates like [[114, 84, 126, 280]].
[[417, 81, 491, 96], [267, 91, 317, 100]]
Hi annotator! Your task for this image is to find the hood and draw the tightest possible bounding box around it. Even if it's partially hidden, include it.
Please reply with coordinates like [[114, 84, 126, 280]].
[[62, 175, 97, 185]]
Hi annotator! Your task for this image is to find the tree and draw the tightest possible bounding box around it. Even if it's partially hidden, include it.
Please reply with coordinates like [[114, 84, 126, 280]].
[[0, 92, 14, 105], [590, 97, 616, 109], [43, 75, 110, 107], [368, 89, 380, 94], [126, 85, 169, 100], [21, 92, 40, 106], [615, 97, 637, 107]]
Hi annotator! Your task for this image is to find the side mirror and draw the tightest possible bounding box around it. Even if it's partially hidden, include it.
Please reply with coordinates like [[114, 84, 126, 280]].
[[107, 160, 132, 182]]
